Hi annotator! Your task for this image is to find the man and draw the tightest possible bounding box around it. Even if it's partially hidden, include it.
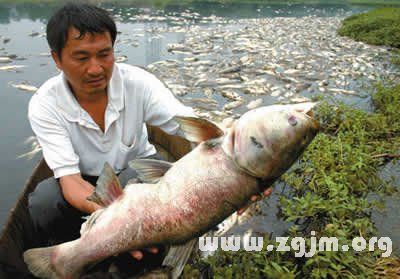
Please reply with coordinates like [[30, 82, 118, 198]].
[[27, 2, 271, 274]]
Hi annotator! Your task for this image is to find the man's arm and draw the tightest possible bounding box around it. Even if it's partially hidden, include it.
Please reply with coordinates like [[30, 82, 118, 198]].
[[59, 174, 101, 214]]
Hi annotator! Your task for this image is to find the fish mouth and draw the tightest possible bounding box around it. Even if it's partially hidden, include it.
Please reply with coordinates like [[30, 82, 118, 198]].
[[297, 102, 319, 131], [306, 111, 319, 131]]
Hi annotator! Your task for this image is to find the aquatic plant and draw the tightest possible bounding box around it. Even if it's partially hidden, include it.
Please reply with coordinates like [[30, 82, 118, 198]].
[[338, 7, 400, 48], [182, 83, 400, 278]]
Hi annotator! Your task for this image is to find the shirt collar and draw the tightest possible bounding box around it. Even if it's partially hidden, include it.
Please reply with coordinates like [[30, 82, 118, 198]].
[[55, 63, 124, 123]]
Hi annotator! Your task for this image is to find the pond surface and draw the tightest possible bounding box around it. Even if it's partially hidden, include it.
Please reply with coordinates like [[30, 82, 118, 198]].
[[0, 1, 398, 255]]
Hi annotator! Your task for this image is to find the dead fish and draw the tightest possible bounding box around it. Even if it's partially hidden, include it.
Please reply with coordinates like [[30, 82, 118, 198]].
[[219, 65, 242, 74], [283, 69, 301, 75], [115, 55, 128, 63], [271, 90, 282, 97], [17, 136, 42, 160], [11, 83, 38, 92], [221, 90, 243, 101], [29, 31, 40, 37], [182, 97, 218, 105], [23, 103, 319, 279], [38, 53, 52, 57], [223, 100, 244, 111], [0, 57, 12, 63], [295, 83, 312, 93], [328, 88, 364, 97], [167, 43, 192, 53], [0, 65, 26, 71], [290, 96, 311, 103], [246, 98, 263, 110], [183, 57, 199, 62]]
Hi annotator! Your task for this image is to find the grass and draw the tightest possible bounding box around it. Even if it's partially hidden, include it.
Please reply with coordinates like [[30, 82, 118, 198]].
[[338, 7, 400, 48]]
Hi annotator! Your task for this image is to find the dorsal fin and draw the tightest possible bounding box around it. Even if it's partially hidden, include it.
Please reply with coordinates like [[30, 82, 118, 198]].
[[128, 159, 173, 183], [174, 116, 224, 143], [87, 162, 123, 207]]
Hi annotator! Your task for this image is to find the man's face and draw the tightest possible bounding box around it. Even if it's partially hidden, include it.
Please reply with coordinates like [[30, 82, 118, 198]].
[[52, 27, 115, 98]]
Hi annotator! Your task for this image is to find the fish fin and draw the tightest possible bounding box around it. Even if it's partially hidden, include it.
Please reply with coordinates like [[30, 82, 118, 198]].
[[174, 116, 224, 143], [129, 159, 173, 183], [23, 246, 58, 279], [87, 162, 123, 207], [214, 212, 240, 237], [80, 209, 104, 235], [162, 239, 198, 279]]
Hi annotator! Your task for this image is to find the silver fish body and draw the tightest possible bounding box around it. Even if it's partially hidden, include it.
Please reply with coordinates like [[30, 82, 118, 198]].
[[24, 103, 319, 279]]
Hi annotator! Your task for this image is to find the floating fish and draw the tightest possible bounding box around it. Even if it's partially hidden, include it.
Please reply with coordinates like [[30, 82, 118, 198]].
[[223, 100, 244, 111], [0, 57, 12, 63], [247, 98, 263, 110], [0, 65, 26, 71], [115, 55, 128, 63], [10, 83, 38, 92]]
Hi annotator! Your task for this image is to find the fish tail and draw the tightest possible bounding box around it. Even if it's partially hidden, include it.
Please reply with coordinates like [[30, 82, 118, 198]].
[[23, 246, 59, 279]]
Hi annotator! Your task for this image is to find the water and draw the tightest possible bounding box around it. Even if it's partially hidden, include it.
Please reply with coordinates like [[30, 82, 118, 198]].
[[0, 1, 395, 245]]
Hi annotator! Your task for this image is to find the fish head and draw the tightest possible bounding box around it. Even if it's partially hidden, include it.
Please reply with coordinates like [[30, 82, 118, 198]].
[[223, 102, 319, 179]]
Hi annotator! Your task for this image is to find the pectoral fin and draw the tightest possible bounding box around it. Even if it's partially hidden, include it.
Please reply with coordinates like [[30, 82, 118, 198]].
[[129, 159, 173, 183], [162, 238, 198, 279], [174, 116, 224, 143], [87, 162, 123, 207]]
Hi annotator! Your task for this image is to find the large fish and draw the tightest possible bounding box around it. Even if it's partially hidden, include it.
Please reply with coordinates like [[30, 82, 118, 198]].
[[24, 103, 319, 279]]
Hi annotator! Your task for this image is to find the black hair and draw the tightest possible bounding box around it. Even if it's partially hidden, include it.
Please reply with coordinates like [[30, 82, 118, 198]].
[[46, 3, 117, 59]]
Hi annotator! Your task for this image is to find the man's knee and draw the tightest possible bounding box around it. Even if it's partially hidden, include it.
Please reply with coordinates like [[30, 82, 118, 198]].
[[28, 177, 83, 240], [28, 177, 63, 228]]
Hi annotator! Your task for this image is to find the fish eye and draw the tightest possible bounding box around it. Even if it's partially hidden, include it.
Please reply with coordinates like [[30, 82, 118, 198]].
[[288, 115, 297, 126], [250, 136, 264, 148]]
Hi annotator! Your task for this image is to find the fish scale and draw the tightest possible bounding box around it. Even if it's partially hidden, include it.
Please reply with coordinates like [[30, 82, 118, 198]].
[[23, 103, 319, 279]]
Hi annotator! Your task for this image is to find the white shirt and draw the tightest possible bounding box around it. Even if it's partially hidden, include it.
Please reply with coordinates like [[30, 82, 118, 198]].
[[28, 63, 194, 178]]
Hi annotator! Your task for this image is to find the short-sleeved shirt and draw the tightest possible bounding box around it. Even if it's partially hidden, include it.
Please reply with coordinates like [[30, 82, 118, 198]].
[[28, 63, 194, 178]]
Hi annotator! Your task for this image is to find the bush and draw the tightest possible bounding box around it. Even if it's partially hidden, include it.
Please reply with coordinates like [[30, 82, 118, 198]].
[[338, 7, 400, 48]]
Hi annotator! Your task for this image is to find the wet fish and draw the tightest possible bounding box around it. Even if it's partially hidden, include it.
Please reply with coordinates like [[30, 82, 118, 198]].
[[223, 100, 244, 111], [24, 103, 319, 279], [115, 55, 128, 63], [29, 31, 40, 37], [221, 90, 243, 101], [11, 83, 38, 92], [0, 65, 25, 71], [247, 98, 263, 110], [0, 57, 12, 63], [167, 43, 192, 53]]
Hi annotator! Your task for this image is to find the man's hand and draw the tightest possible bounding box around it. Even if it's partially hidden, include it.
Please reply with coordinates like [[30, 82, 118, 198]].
[[237, 187, 273, 215], [129, 247, 159, 260], [59, 174, 103, 214]]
